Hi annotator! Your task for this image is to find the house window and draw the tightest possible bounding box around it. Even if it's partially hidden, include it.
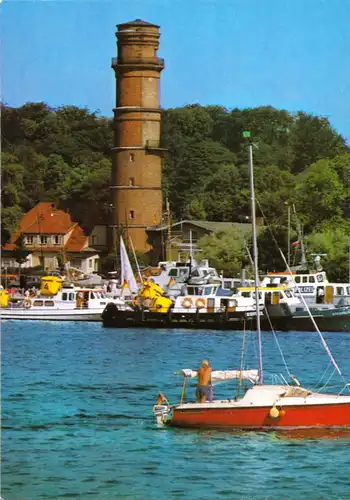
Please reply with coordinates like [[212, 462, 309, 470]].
[[54, 235, 61, 245], [129, 153, 135, 162], [26, 235, 34, 245], [129, 177, 135, 186], [40, 235, 47, 245], [129, 210, 135, 219]]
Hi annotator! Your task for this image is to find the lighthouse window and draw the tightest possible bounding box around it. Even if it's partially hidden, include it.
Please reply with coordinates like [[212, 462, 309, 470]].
[[129, 210, 135, 219], [129, 153, 135, 162], [129, 177, 135, 186]]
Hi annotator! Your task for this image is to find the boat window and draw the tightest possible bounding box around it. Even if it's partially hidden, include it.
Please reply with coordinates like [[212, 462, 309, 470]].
[[69, 293, 75, 301], [203, 287, 213, 296], [336, 287, 344, 296], [285, 290, 292, 298], [187, 287, 195, 295], [33, 300, 44, 307], [44, 300, 55, 307], [62, 292, 68, 301], [302, 276, 308, 283], [223, 280, 231, 288], [179, 269, 189, 277], [100, 292, 106, 298], [90, 292, 96, 299], [168, 269, 178, 277], [347, 287, 350, 295], [242, 292, 250, 298], [317, 274, 324, 283], [309, 276, 315, 283], [191, 269, 200, 277], [295, 276, 301, 283]]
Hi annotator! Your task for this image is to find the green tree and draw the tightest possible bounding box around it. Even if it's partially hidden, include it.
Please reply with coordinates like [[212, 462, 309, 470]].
[[290, 112, 346, 174], [196, 227, 247, 277], [295, 159, 345, 231], [306, 228, 349, 281]]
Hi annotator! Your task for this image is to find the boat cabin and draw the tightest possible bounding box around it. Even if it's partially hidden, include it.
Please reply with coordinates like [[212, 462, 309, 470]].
[[262, 271, 350, 306], [173, 283, 262, 314]]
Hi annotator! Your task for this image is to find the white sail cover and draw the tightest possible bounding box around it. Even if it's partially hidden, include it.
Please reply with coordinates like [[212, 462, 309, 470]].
[[179, 369, 259, 384], [120, 236, 138, 294]]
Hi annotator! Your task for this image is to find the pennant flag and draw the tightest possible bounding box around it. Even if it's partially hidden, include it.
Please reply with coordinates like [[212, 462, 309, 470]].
[[121, 279, 128, 289], [168, 277, 176, 287], [156, 392, 168, 405], [291, 241, 300, 247]]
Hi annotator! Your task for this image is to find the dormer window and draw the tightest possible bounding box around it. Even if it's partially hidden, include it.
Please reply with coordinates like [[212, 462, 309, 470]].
[[25, 235, 34, 245], [40, 235, 47, 245], [54, 235, 61, 245]]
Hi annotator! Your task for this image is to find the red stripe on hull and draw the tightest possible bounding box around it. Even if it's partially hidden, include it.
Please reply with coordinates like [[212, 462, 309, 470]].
[[171, 403, 350, 429]]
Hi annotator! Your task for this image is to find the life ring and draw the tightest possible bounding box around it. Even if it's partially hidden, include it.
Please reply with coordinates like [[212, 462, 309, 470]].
[[195, 298, 207, 309], [182, 297, 193, 309], [227, 299, 237, 312], [24, 299, 32, 309]]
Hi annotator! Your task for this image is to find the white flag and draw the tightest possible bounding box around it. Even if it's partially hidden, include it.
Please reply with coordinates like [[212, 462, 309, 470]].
[[120, 236, 138, 294]]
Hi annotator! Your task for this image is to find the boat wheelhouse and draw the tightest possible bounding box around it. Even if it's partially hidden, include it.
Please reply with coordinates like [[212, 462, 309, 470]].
[[262, 270, 350, 306]]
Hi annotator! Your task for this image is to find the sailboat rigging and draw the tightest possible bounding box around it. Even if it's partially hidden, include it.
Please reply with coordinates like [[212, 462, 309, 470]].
[[152, 131, 350, 430]]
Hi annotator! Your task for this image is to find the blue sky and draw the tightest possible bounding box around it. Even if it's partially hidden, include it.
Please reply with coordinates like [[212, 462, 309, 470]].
[[1, 0, 349, 142]]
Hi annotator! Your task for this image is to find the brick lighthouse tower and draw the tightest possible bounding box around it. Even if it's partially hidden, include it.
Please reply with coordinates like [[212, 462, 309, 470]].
[[111, 19, 165, 253]]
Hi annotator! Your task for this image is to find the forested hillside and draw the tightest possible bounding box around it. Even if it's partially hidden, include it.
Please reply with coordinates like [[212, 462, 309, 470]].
[[1, 102, 349, 278]]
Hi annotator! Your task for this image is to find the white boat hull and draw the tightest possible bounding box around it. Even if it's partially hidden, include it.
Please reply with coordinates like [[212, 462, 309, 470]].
[[1, 308, 103, 321]]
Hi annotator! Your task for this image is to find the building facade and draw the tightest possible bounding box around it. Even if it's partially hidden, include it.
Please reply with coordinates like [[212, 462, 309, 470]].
[[110, 19, 165, 253], [1, 203, 100, 274]]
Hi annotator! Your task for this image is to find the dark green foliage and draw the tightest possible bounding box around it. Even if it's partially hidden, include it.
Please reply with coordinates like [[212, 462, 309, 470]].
[[1, 102, 348, 273]]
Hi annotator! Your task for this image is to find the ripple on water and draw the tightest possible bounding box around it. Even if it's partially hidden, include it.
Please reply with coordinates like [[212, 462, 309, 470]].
[[2, 322, 350, 500]]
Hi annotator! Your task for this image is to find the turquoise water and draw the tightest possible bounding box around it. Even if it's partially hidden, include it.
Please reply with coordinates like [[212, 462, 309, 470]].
[[2, 321, 350, 500]]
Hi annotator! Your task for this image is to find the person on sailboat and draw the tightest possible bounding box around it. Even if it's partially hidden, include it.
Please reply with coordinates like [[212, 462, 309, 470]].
[[196, 360, 214, 403]]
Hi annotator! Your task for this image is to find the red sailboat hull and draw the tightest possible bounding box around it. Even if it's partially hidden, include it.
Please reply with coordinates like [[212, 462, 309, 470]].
[[171, 402, 350, 429]]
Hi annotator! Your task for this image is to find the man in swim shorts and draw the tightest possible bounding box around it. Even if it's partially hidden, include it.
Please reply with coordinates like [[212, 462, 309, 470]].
[[196, 359, 213, 403]]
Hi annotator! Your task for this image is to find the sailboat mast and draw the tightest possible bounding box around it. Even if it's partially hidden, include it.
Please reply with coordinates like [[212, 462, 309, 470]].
[[245, 132, 263, 384]]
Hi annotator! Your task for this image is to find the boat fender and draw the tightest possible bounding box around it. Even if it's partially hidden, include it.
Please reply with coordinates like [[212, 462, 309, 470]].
[[269, 406, 280, 418], [24, 299, 32, 309], [279, 409, 286, 417], [195, 298, 206, 309], [183, 297, 193, 309]]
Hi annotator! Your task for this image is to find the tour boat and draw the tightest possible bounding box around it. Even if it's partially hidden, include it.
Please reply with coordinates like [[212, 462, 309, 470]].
[[0, 286, 125, 321], [152, 134, 350, 430], [0, 275, 125, 322]]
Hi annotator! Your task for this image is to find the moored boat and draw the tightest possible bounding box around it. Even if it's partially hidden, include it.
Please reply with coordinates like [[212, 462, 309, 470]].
[[0, 276, 124, 321]]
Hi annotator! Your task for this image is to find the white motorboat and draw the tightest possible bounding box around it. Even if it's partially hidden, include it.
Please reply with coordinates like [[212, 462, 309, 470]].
[[1, 284, 125, 322]]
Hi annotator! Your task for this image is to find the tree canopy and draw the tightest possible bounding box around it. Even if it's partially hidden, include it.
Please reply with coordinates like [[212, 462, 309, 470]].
[[1, 101, 349, 278]]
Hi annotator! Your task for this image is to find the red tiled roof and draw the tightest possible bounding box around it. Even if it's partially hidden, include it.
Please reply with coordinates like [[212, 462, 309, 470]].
[[2, 202, 87, 253], [20, 202, 74, 234]]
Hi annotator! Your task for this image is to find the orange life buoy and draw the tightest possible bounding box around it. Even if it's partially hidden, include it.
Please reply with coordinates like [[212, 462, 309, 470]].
[[195, 297, 206, 309], [182, 297, 193, 309]]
